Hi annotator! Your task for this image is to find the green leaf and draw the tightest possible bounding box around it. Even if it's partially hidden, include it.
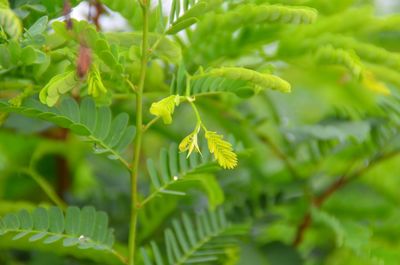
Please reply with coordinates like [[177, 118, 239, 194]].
[[205, 131, 238, 169], [51, 20, 123, 73], [0, 7, 22, 39], [151, 241, 164, 265], [80, 97, 97, 131], [141, 247, 153, 265], [48, 207, 64, 234], [3, 214, 19, 230], [33, 207, 49, 231], [194, 67, 291, 94], [311, 207, 372, 254], [166, 17, 199, 35], [105, 32, 182, 64], [104, 113, 129, 147], [0, 206, 120, 264], [185, 174, 224, 209], [12, 232, 29, 240], [315, 45, 363, 79], [24, 16, 48, 37], [115, 126, 136, 153], [94, 106, 112, 140], [65, 207, 80, 236], [0, 97, 135, 167], [59, 97, 80, 123], [20, 46, 38, 65], [214, 4, 318, 29], [29, 232, 47, 242], [141, 209, 248, 265], [144, 138, 242, 206], [39, 71, 79, 107], [79, 206, 96, 238], [147, 159, 161, 189], [88, 65, 108, 98], [92, 211, 109, 244], [171, 65, 291, 98], [179, 125, 201, 158], [43, 235, 62, 244], [150, 95, 180, 124], [18, 210, 33, 230]]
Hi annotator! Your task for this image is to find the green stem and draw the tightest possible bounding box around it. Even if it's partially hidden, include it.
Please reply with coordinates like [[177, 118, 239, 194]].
[[128, 2, 149, 265], [143, 116, 160, 132], [188, 100, 207, 131], [21, 168, 67, 211], [125, 78, 138, 94]]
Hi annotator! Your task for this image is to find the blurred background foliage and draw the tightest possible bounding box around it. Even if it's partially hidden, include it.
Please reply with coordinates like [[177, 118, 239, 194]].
[[1, 0, 400, 264]]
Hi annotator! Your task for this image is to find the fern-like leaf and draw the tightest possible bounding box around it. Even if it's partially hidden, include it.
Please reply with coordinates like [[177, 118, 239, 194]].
[[0, 97, 135, 168], [0, 206, 125, 264], [315, 45, 363, 79], [105, 32, 182, 64], [138, 197, 179, 243], [205, 131, 238, 169], [205, 67, 291, 93], [201, 4, 317, 32], [52, 20, 124, 74], [172, 66, 291, 97], [144, 138, 243, 205], [299, 34, 400, 71], [166, 0, 220, 34], [140, 208, 248, 265]]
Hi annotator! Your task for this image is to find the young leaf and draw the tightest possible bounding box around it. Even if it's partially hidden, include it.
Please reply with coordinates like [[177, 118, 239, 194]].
[[0, 6, 22, 39], [203, 67, 291, 93], [205, 131, 238, 169], [315, 45, 363, 79], [39, 71, 79, 107], [150, 95, 180, 124], [87, 65, 108, 98], [105, 32, 182, 64], [179, 126, 201, 158]]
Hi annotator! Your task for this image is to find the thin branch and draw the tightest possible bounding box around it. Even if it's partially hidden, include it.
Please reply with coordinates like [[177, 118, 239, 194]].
[[257, 132, 301, 181], [20, 168, 67, 211], [139, 179, 184, 209], [113, 93, 135, 100], [111, 249, 128, 265], [128, 2, 150, 264], [292, 212, 311, 247], [292, 149, 400, 247], [143, 116, 160, 132], [125, 78, 137, 94]]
